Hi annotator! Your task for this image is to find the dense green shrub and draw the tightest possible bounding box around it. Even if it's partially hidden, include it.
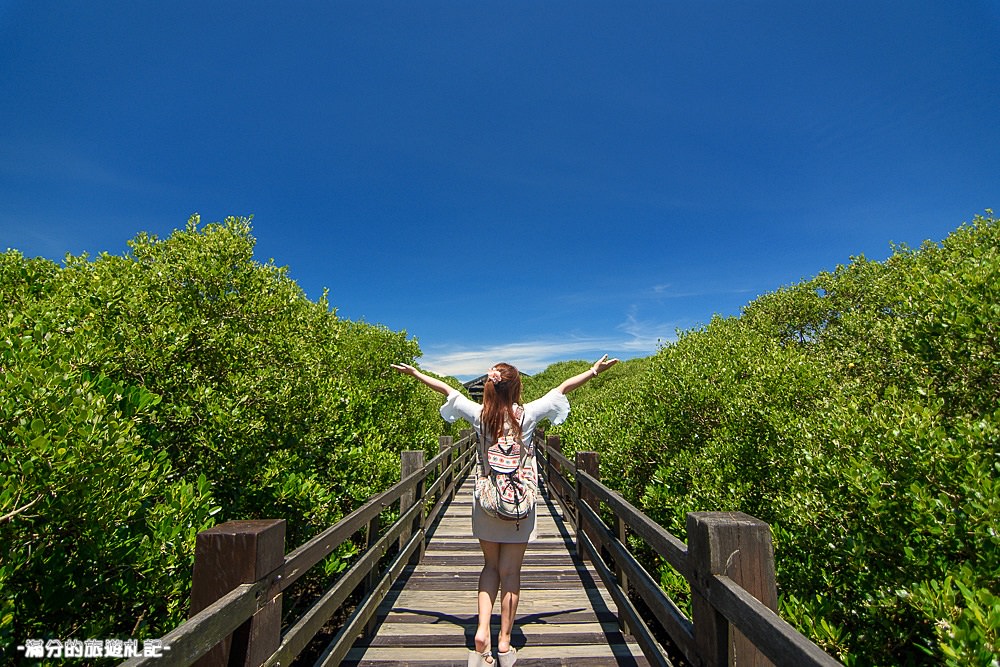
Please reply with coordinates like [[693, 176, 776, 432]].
[[0, 216, 450, 658], [545, 213, 1000, 665], [4, 211, 996, 664], [523, 356, 653, 494]]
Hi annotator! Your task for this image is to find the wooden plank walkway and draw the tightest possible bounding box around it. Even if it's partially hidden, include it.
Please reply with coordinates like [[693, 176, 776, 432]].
[[343, 476, 650, 666]]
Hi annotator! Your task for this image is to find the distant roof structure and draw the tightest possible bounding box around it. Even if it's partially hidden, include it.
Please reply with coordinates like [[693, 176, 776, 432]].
[[462, 372, 530, 403], [462, 375, 488, 403]]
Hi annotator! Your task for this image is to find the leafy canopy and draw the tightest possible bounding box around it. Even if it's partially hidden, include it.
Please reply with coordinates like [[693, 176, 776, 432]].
[[542, 212, 999, 666], [0, 216, 452, 653]]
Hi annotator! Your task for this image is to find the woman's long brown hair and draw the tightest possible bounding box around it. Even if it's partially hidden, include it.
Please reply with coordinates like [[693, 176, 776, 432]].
[[481, 363, 523, 443]]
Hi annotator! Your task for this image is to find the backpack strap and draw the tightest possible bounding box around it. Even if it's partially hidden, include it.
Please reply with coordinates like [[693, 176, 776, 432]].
[[478, 405, 526, 475], [514, 405, 527, 466]]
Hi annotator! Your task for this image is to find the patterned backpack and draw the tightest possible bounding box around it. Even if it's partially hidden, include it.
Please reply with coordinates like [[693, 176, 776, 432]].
[[475, 405, 537, 526]]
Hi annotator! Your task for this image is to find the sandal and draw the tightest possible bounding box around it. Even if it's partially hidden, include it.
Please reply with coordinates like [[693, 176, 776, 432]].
[[497, 646, 517, 667], [468, 647, 494, 666]]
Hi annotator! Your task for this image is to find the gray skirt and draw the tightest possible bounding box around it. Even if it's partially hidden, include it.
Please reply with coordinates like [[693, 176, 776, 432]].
[[471, 494, 538, 543]]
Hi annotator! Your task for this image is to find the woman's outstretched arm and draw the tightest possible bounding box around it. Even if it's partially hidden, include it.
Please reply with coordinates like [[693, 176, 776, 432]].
[[391, 363, 454, 396], [556, 354, 619, 394]]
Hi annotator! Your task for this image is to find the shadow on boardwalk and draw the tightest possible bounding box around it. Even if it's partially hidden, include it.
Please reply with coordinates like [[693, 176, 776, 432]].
[[343, 477, 650, 666]]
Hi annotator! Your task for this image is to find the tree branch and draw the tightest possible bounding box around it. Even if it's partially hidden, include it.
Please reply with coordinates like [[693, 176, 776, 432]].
[[0, 493, 44, 523]]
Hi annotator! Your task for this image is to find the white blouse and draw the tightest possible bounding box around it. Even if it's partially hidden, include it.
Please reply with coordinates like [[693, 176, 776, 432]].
[[439, 388, 571, 443]]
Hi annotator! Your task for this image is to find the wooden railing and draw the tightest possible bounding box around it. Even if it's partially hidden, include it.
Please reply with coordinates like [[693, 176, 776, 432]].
[[120, 430, 477, 667], [539, 435, 843, 667], [119, 426, 844, 667]]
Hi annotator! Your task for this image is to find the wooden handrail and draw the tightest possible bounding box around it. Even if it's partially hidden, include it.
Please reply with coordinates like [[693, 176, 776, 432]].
[[121, 427, 843, 667], [279, 435, 473, 592], [119, 583, 265, 667], [576, 470, 690, 578], [535, 435, 843, 667], [575, 495, 682, 667], [262, 495, 427, 667], [545, 445, 576, 474], [120, 431, 477, 667], [709, 575, 842, 667], [575, 496, 697, 661], [312, 530, 424, 667]]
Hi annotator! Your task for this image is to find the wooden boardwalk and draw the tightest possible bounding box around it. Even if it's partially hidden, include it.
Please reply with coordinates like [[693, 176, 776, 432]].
[[343, 476, 651, 666]]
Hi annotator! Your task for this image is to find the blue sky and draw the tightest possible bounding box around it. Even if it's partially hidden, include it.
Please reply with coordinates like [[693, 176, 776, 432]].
[[2, 2, 998, 379]]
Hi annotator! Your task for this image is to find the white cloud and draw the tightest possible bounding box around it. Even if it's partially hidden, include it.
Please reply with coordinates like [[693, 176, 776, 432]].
[[418, 312, 682, 380], [616, 308, 680, 350], [415, 283, 734, 380], [419, 339, 611, 379]]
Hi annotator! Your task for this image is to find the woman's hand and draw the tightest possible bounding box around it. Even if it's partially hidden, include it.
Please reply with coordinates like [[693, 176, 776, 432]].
[[558, 354, 620, 394], [391, 363, 418, 376], [591, 354, 619, 376]]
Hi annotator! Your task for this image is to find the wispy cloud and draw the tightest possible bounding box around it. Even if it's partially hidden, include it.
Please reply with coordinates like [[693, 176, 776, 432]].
[[418, 310, 683, 379], [616, 307, 682, 349], [559, 282, 755, 307], [646, 283, 755, 300], [420, 339, 613, 379]]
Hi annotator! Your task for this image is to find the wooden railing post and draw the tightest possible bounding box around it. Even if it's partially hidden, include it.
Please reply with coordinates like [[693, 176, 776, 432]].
[[615, 512, 632, 636], [400, 450, 426, 563], [439, 435, 454, 501], [544, 435, 556, 494], [575, 451, 600, 562], [461, 429, 474, 476], [189, 519, 285, 667], [546, 435, 562, 503], [362, 511, 381, 637], [687, 512, 778, 667]]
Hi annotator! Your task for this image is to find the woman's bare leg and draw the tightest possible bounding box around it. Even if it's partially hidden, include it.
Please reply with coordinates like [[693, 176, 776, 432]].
[[476, 540, 501, 656], [497, 542, 528, 654]]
